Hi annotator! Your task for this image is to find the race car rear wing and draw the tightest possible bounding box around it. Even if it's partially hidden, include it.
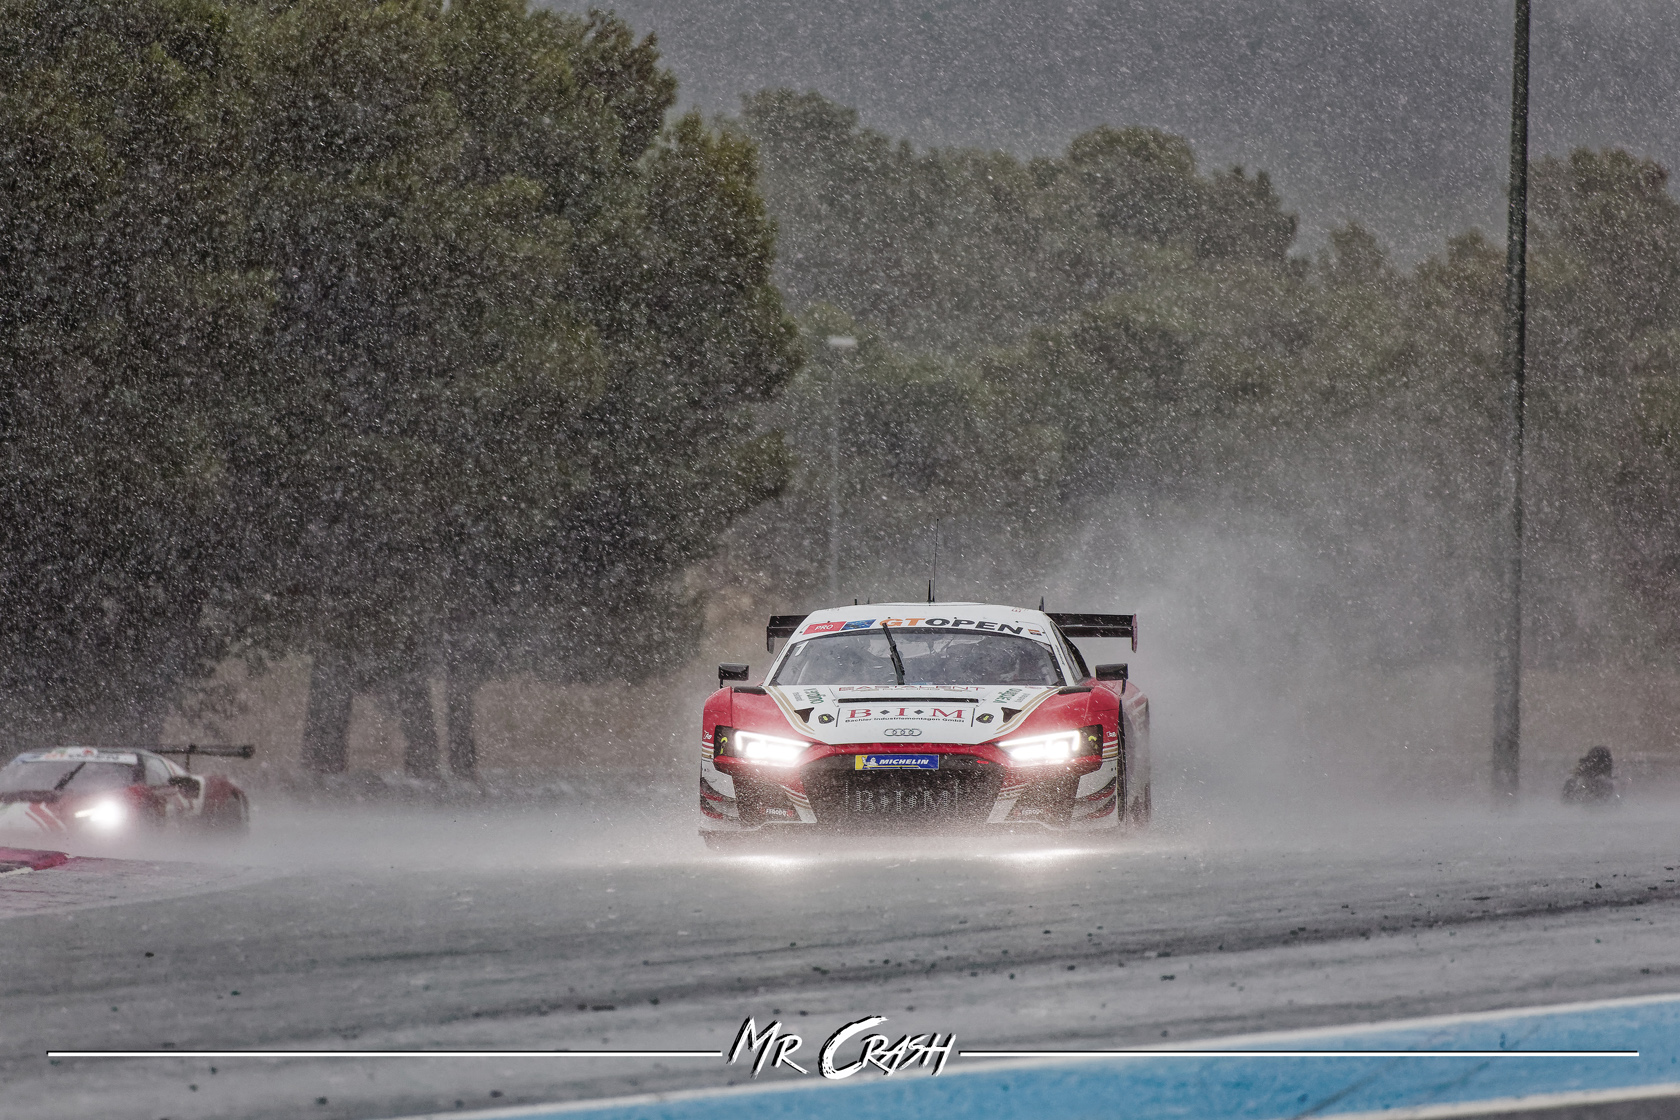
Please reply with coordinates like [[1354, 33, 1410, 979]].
[[1047, 613, 1138, 651], [766, 615, 809, 651], [152, 744, 256, 772], [152, 744, 256, 759], [768, 611, 1136, 651]]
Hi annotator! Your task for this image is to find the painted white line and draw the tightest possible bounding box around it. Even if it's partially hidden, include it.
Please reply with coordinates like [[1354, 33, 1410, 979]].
[[1317, 1080, 1680, 1120], [384, 1079, 1680, 1120], [1147, 988, 1680, 1053], [47, 1050, 723, 1059], [364, 989, 1680, 1120]]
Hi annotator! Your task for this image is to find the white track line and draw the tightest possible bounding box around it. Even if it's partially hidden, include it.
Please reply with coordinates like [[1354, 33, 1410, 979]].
[[1321, 1080, 1680, 1120]]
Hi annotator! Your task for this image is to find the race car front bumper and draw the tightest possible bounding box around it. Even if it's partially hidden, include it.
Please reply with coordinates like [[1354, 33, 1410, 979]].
[[700, 741, 1120, 833]]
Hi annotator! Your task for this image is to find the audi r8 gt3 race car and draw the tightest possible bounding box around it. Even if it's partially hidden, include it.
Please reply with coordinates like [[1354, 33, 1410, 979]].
[[699, 603, 1149, 843], [0, 745, 252, 839]]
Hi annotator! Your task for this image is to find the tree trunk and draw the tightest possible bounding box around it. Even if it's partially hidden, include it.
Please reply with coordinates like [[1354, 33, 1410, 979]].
[[392, 672, 440, 779], [301, 649, 352, 773], [445, 665, 477, 780]]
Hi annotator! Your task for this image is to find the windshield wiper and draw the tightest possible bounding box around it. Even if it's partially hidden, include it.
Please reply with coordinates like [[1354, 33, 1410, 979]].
[[880, 622, 906, 686], [53, 763, 84, 791]]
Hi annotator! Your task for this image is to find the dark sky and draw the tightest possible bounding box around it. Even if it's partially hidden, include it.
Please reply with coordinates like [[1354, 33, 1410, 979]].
[[553, 0, 1680, 259]]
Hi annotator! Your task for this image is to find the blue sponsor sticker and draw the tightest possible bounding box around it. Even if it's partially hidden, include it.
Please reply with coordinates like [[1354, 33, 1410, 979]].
[[841, 618, 878, 630], [855, 754, 940, 771]]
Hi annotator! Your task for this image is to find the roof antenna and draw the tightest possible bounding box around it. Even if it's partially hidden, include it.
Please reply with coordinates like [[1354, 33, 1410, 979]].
[[1039, 596, 1046, 611], [928, 519, 939, 603]]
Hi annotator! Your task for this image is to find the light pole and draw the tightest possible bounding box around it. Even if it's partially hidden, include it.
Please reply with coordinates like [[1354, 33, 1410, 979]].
[[825, 335, 857, 603], [1493, 0, 1530, 800]]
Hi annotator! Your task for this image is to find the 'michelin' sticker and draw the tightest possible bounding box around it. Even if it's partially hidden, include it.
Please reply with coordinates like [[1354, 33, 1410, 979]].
[[855, 754, 939, 770]]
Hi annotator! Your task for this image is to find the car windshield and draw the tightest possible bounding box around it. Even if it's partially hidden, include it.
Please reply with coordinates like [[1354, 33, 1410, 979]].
[[0, 760, 138, 795], [771, 628, 1063, 686]]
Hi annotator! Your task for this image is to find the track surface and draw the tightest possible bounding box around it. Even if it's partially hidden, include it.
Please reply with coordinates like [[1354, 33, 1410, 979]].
[[4, 795, 1680, 1120]]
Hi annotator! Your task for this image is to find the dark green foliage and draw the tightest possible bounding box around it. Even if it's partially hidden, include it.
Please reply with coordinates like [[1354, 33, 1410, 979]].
[[0, 0, 259, 741], [0, 0, 797, 751], [740, 94, 1680, 668], [738, 90, 1297, 352]]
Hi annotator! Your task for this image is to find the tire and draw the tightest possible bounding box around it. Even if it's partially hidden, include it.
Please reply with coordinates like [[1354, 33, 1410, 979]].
[[700, 830, 763, 851], [202, 793, 250, 837]]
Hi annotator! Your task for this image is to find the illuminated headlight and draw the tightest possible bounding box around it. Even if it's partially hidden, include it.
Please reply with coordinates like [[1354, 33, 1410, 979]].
[[998, 730, 1082, 765], [73, 800, 127, 830], [732, 730, 810, 766]]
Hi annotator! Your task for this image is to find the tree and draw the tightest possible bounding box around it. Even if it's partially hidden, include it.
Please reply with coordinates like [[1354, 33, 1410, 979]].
[[228, 0, 799, 774], [0, 0, 262, 744], [0, 0, 800, 770]]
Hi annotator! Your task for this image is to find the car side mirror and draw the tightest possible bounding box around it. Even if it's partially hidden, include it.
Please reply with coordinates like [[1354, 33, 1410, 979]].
[[718, 663, 750, 689], [168, 775, 197, 789], [1095, 663, 1128, 682]]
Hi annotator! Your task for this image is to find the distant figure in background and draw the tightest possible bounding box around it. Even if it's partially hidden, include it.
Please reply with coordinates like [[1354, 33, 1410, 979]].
[[1562, 746, 1618, 804]]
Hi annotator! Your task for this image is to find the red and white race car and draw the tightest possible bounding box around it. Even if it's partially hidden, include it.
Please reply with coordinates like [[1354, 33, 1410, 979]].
[[0, 746, 251, 838], [700, 603, 1149, 843]]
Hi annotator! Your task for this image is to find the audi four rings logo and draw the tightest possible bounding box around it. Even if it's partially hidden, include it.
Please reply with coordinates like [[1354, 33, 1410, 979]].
[[883, 727, 923, 737]]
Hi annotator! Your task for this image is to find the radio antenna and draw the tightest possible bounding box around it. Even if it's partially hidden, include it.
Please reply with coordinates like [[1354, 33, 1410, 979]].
[[928, 519, 940, 602]]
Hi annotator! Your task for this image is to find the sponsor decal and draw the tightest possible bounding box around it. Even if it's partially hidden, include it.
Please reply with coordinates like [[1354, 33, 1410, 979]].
[[802, 688, 824, 704], [24, 748, 139, 764], [855, 754, 940, 770], [881, 727, 923, 738], [817, 713, 835, 724], [811, 618, 1036, 637], [842, 706, 971, 725], [834, 684, 982, 693], [976, 712, 995, 724]]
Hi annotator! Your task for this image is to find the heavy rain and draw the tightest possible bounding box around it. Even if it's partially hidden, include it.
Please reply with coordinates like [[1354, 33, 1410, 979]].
[[4, 2, 1680, 1119]]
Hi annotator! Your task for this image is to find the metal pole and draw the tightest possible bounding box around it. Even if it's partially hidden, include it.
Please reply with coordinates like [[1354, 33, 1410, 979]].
[[824, 336, 856, 603], [828, 394, 839, 602], [1493, 0, 1530, 800]]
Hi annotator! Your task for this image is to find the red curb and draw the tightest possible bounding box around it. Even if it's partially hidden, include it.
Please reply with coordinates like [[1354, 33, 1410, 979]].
[[0, 847, 69, 870]]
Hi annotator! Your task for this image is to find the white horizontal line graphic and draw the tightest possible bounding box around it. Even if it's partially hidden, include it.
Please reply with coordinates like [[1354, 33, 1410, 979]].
[[47, 1050, 725, 1059], [48, 1047, 1637, 1060]]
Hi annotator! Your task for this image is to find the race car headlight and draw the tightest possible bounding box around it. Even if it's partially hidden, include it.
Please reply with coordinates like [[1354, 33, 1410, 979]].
[[722, 729, 810, 766], [73, 799, 127, 830], [998, 730, 1085, 765]]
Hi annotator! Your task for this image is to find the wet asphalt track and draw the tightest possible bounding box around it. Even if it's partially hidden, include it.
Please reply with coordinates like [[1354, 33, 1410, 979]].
[[4, 794, 1680, 1120]]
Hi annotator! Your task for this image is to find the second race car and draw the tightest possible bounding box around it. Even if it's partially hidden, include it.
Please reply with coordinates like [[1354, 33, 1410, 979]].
[[0, 745, 252, 839], [700, 603, 1149, 842]]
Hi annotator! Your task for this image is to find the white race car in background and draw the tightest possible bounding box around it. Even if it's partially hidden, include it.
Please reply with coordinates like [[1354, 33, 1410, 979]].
[[0, 745, 251, 839]]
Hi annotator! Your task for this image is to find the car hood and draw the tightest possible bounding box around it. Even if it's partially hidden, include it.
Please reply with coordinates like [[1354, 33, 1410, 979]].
[[763, 683, 1067, 746]]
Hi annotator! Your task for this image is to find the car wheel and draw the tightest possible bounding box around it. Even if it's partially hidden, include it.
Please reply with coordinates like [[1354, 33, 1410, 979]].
[[203, 793, 250, 837], [700, 830, 760, 851]]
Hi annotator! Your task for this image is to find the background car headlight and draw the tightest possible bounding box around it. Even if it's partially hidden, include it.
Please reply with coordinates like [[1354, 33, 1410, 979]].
[[998, 730, 1083, 765], [729, 730, 810, 766], [73, 799, 127, 830]]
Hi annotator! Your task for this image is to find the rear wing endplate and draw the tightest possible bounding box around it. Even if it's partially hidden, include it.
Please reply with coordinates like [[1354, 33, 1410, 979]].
[[766, 615, 809, 651], [1047, 613, 1138, 651]]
